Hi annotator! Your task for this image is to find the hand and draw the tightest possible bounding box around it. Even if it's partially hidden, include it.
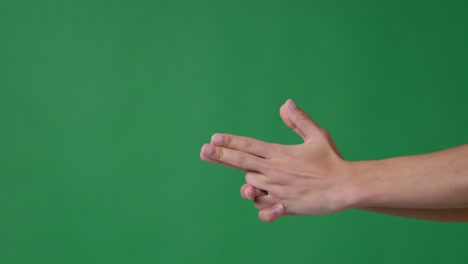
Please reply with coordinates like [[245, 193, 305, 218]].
[[200, 99, 357, 222]]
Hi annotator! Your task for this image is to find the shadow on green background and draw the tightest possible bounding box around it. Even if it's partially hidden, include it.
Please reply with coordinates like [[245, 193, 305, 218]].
[[1, 0, 467, 263]]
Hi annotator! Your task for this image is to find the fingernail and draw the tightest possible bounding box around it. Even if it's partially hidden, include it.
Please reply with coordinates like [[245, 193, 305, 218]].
[[212, 134, 223, 145], [287, 99, 297, 110], [202, 144, 214, 156], [244, 189, 251, 199], [273, 204, 284, 215]]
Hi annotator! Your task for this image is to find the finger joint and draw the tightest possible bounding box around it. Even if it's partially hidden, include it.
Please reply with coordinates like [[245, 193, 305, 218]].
[[237, 153, 247, 167]]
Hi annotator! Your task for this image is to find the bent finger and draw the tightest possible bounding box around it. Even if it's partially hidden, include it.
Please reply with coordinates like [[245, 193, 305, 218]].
[[241, 184, 267, 200], [258, 204, 285, 223], [254, 195, 276, 210], [245, 171, 271, 191]]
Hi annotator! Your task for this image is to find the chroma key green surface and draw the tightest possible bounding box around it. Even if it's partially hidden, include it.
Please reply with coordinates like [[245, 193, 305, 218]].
[[1, 0, 467, 263]]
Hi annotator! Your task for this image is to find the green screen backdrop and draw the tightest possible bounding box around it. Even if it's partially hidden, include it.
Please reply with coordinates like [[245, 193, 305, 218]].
[[1, 0, 467, 263]]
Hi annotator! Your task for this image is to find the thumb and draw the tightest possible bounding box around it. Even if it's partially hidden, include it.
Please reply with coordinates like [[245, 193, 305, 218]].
[[280, 99, 321, 142]]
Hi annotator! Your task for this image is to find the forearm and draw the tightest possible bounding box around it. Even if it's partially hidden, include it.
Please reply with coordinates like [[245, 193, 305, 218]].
[[351, 144, 468, 209], [362, 208, 468, 222]]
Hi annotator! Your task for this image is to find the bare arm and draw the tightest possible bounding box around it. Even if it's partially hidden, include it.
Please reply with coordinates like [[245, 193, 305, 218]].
[[353, 145, 468, 209], [363, 208, 468, 222], [354, 145, 468, 222], [200, 99, 468, 222]]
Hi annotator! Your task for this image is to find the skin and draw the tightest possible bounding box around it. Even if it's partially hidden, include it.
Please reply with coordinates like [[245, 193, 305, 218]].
[[200, 99, 468, 222]]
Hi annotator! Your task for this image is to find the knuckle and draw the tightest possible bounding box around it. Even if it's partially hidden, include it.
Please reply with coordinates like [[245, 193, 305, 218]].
[[243, 139, 253, 152], [216, 147, 224, 160], [317, 128, 333, 143], [273, 186, 288, 199], [237, 152, 247, 166], [225, 135, 232, 147]]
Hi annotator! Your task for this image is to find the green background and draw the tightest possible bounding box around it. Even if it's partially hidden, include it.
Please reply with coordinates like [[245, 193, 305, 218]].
[[1, 0, 467, 263]]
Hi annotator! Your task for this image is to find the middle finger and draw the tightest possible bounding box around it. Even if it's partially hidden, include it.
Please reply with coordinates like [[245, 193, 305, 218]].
[[202, 144, 267, 172]]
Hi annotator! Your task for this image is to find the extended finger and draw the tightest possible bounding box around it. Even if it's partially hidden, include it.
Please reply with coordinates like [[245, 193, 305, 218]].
[[200, 152, 239, 170], [201, 144, 266, 172], [280, 101, 343, 158], [283, 99, 322, 142], [211, 133, 275, 159]]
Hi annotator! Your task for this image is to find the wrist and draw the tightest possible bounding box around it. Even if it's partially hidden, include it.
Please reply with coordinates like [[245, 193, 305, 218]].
[[344, 160, 379, 209]]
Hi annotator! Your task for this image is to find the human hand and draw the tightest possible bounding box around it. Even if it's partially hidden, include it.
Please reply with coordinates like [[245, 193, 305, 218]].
[[200, 99, 357, 222]]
